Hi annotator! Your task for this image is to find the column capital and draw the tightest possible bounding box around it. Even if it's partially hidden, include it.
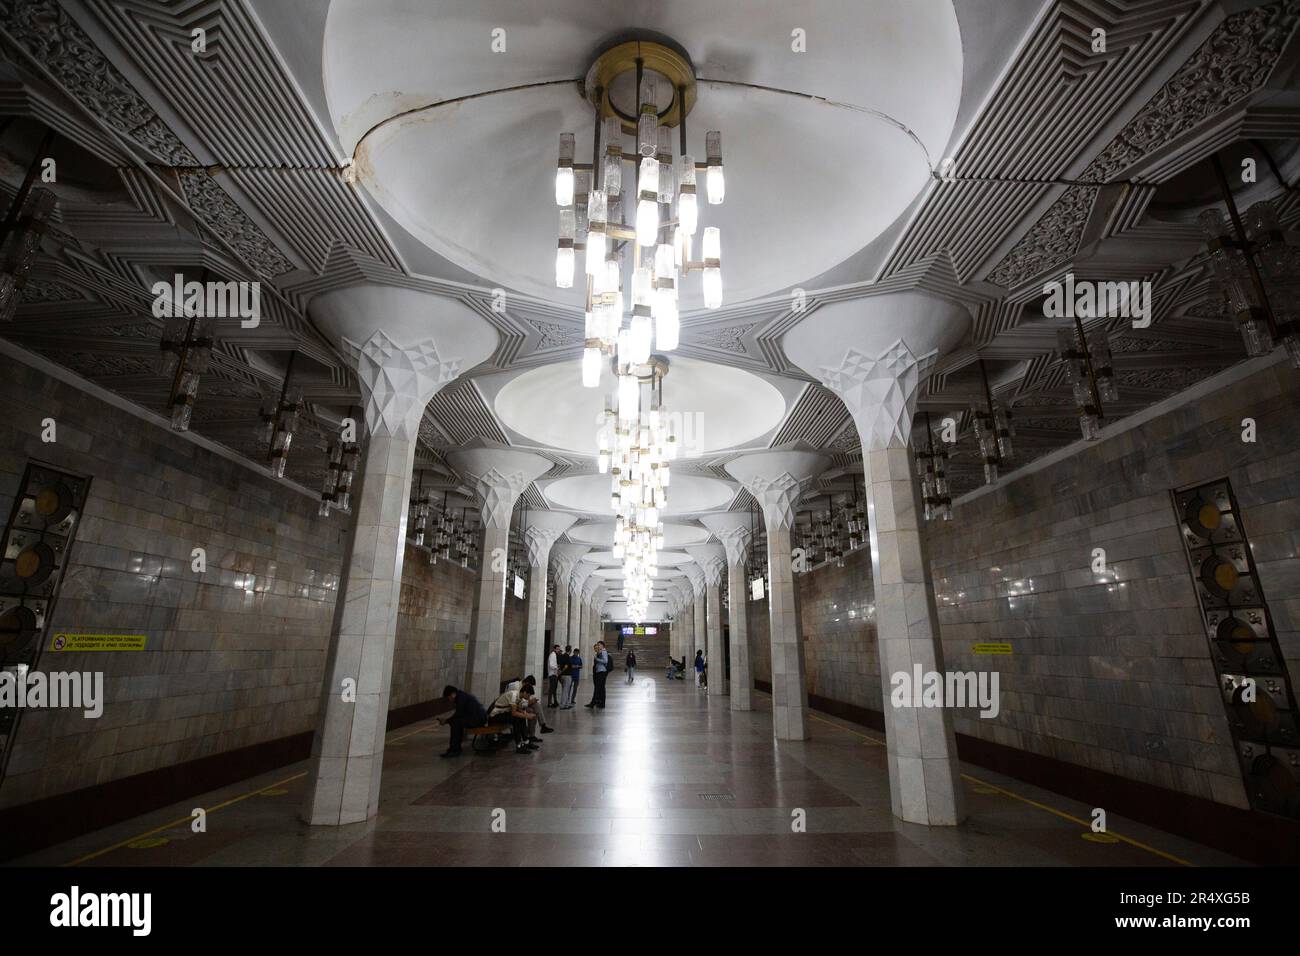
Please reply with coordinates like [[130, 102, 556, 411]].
[[448, 439, 551, 529], [686, 544, 726, 586], [818, 340, 935, 450], [570, 559, 598, 593], [781, 291, 970, 451], [581, 575, 600, 602], [309, 284, 499, 441], [701, 514, 753, 566], [348, 330, 463, 439], [550, 542, 590, 585], [523, 511, 577, 567], [725, 444, 829, 531], [684, 563, 705, 598]]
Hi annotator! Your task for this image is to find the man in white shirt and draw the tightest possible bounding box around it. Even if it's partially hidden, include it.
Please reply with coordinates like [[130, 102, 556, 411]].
[[488, 685, 537, 754], [547, 645, 560, 706]]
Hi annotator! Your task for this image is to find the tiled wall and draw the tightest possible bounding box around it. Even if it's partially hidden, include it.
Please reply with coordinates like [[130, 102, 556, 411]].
[[747, 547, 882, 714], [501, 579, 529, 681], [743, 358, 1299, 810], [0, 355, 344, 809], [0, 352, 506, 809], [393, 547, 476, 708], [928, 358, 1299, 809]]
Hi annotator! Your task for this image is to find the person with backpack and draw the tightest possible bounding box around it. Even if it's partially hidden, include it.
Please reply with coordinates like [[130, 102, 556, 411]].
[[626, 648, 637, 685], [694, 650, 706, 688]]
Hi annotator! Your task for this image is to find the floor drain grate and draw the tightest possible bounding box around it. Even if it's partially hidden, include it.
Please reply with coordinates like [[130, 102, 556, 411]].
[[698, 793, 734, 801]]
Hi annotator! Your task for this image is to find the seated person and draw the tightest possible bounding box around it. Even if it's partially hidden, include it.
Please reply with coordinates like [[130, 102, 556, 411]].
[[488, 684, 538, 754], [518, 678, 553, 741], [437, 685, 487, 758], [667, 657, 676, 679]]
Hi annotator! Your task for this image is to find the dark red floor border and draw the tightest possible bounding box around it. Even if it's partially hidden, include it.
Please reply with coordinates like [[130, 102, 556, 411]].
[[755, 679, 1300, 866], [0, 697, 452, 863]]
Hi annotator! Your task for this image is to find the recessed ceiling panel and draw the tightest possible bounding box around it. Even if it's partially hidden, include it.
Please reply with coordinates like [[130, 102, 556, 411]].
[[545, 473, 734, 515], [495, 356, 786, 457]]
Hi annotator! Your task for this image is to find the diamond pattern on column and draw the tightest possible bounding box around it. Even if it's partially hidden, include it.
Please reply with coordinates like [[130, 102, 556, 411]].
[[471, 467, 532, 528], [739, 472, 805, 530], [346, 330, 462, 440], [819, 340, 937, 450], [524, 526, 565, 567]]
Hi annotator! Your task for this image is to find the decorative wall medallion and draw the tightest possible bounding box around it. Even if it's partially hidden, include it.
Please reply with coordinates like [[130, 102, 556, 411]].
[[1172, 478, 1300, 819]]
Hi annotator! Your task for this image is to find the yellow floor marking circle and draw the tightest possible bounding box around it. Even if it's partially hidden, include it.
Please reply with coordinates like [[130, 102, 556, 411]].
[[259, 788, 289, 796], [1082, 832, 1121, 843]]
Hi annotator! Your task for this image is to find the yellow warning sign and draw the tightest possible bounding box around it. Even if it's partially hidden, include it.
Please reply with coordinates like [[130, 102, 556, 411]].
[[452, 642, 466, 651], [972, 642, 1013, 655], [48, 633, 148, 652]]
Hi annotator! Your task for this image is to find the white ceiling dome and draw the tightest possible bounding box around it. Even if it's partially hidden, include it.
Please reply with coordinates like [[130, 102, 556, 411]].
[[324, 0, 964, 308], [492, 355, 787, 457], [544, 472, 735, 515]]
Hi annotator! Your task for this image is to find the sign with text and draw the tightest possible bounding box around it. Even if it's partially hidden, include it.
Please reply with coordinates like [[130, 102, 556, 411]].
[[48, 633, 148, 652]]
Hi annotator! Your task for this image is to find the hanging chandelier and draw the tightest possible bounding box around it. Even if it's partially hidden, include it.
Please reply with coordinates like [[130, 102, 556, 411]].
[[972, 357, 1015, 481], [598, 355, 674, 622], [1056, 316, 1117, 441], [554, 38, 725, 393], [915, 411, 953, 521], [1198, 153, 1300, 368]]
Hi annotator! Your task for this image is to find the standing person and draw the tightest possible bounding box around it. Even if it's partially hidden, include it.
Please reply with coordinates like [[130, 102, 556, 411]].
[[585, 641, 610, 709], [547, 644, 561, 707], [557, 645, 573, 710], [437, 685, 487, 758], [626, 648, 637, 685], [564, 646, 583, 709], [694, 650, 706, 688]]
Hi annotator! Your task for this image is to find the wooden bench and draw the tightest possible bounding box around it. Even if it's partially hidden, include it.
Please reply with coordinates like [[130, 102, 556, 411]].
[[466, 723, 512, 753]]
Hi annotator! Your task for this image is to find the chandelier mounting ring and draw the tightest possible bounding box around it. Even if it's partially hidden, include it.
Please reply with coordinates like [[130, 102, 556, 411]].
[[584, 39, 697, 133]]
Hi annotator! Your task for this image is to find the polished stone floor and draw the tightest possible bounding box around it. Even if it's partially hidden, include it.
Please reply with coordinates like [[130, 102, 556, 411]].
[[14, 674, 1244, 867]]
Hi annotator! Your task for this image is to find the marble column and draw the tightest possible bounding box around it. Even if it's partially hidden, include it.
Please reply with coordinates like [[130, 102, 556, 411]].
[[581, 575, 599, 649], [569, 560, 596, 650], [523, 511, 577, 679], [703, 514, 753, 710], [684, 564, 705, 663], [727, 444, 830, 741], [785, 290, 968, 825], [550, 543, 589, 651], [449, 440, 551, 704], [302, 285, 497, 826], [688, 545, 728, 697]]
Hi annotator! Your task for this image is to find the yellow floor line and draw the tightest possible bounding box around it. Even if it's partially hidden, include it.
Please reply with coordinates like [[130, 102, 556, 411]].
[[64, 719, 444, 867], [63, 770, 309, 867], [807, 709, 1195, 867]]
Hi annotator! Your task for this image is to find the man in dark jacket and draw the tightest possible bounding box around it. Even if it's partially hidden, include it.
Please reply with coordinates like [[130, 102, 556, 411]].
[[438, 684, 487, 758]]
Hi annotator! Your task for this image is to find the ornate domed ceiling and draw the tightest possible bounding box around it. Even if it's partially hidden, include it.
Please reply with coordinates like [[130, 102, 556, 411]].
[[323, 0, 964, 309]]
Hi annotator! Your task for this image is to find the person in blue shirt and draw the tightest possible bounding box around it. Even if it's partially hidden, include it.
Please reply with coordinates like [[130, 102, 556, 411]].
[[694, 650, 706, 688], [437, 684, 487, 757], [585, 641, 610, 709], [562, 649, 583, 708]]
